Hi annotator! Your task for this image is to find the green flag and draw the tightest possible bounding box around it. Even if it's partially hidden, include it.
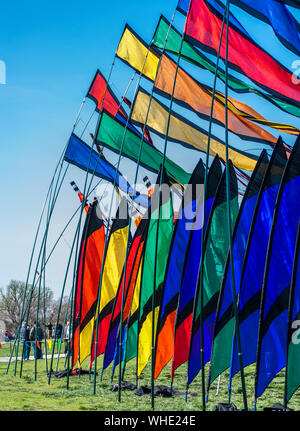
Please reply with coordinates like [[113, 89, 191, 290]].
[[96, 112, 191, 186]]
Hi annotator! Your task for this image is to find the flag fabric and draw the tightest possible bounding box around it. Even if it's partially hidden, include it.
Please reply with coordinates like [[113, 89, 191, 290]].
[[255, 135, 300, 400], [276, 0, 300, 8], [187, 160, 239, 386], [89, 198, 130, 365], [64, 134, 149, 208], [171, 156, 222, 379], [184, 0, 300, 105], [102, 215, 149, 372], [87, 69, 127, 118], [137, 168, 174, 376], [117, 23, 297, 138], [208, 150, 269, 386], [285, 223, 300, 404], [230, 0, 300, 56], [72, 199, 106, 368], [154, 158, 205, 379], [176, 0, 190, 14], [152, 16, 300, 118], [230, 139, 288, 379], [116, 25, 159, 82], [154, 54, 283, 142], [131, 88, 258, 171], [96, 111, 191, 186], [122, 254, 144, 372]]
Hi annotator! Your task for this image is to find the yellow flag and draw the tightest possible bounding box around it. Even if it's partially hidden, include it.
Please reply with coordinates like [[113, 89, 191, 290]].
[[131, 88, 258, 172], [116, 25, 159, 82]]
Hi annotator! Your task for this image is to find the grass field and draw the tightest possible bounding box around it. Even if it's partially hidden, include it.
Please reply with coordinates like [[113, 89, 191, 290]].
[[0, 341, 299, 411]]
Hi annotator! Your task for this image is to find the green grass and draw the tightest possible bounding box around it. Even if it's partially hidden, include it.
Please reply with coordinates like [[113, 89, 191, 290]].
[[0, 352, 300, 411]]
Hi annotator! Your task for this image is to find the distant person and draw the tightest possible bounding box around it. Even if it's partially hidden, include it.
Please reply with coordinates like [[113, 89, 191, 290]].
[[21, 324, 31, 360], [54, 323, 63, 340], [64, 321, 72, 355], [30, 323, 43, 359], [46, 322, 53, 339]]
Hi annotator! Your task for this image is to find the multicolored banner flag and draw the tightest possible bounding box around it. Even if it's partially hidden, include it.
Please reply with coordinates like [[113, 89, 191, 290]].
[[72, 199, 106, 368], [230, 139, 287, 379], [96, 111, 191, 186], [64, 133, 149, 208], [154, 53, 282, 142], [184, 0, 300, 105], [152, 15, 300, 118], [154, 158, 205, 379], [89, 198, 129, 364], [102, 215, 148, 372], [187, 160, 239, 386], [255, 135, 300, 400], [208, 150, 269, 386], [131, 88, 258, 171], [230, 0, 300, 56], [171, 156, 222, 379], [137, 168, 174, 376]]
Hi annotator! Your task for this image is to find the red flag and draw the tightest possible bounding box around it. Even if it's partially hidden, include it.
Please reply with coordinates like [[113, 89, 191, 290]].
[[87, 70, 127, 118], [185, 0, 300, 105]]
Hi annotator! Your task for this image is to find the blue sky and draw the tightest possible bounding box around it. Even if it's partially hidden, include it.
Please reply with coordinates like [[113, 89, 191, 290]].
[[0, 0, 300, 298]]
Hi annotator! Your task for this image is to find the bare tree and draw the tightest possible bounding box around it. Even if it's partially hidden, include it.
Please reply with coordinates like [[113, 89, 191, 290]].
[[0, 280, 55, 334]]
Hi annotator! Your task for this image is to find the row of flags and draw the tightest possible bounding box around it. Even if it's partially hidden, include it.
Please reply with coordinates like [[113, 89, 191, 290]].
[[69, 135, 300, 406], [54, 0, 300, 409]]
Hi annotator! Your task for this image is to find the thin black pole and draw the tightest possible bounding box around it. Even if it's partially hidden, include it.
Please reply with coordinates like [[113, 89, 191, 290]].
[[224, 0, 248, 410]]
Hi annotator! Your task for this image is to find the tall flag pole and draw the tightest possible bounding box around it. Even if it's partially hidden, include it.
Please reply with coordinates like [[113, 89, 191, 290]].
[[106, 9, 183, 403], [183, 0, 232, 410], [91, 21, 175, 397], [224, 0, 248, 410], [67, 51, 119, 390]]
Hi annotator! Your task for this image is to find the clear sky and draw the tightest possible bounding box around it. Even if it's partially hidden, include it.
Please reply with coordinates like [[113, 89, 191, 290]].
[[1, 0, 300, 298]]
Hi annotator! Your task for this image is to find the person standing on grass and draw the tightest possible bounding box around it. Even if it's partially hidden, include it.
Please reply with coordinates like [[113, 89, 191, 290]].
[[20, 322, 31, 360], [46, 322, 53, 339], [30, 323, 43, 359]]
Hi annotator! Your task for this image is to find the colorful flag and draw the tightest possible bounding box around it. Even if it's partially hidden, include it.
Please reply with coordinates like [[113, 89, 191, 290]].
[[155, 54, 283, 142], [131, 88, 258, 171], [171, 156, 222, 379], [72, 199, 106, 368], [137, 168, 174, 376], [154, 158, 205, 379], [255, 135, 300, 400], [152, 15, 300, 118], [96, 111, 191, 186], [230, 0, 300, 56], [208, 150, 269, 386], [64, 134, 149, 208], [102, 215, 149, 372], [184, 0, 300, 105], [87, 69, 127, 118], [187, 160, 239, 386], [89, 198, 129, 364], [230, 139, 287, 379]]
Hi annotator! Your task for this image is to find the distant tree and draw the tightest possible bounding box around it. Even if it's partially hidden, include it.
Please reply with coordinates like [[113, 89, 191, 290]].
[[0, 280, 55, 334]]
